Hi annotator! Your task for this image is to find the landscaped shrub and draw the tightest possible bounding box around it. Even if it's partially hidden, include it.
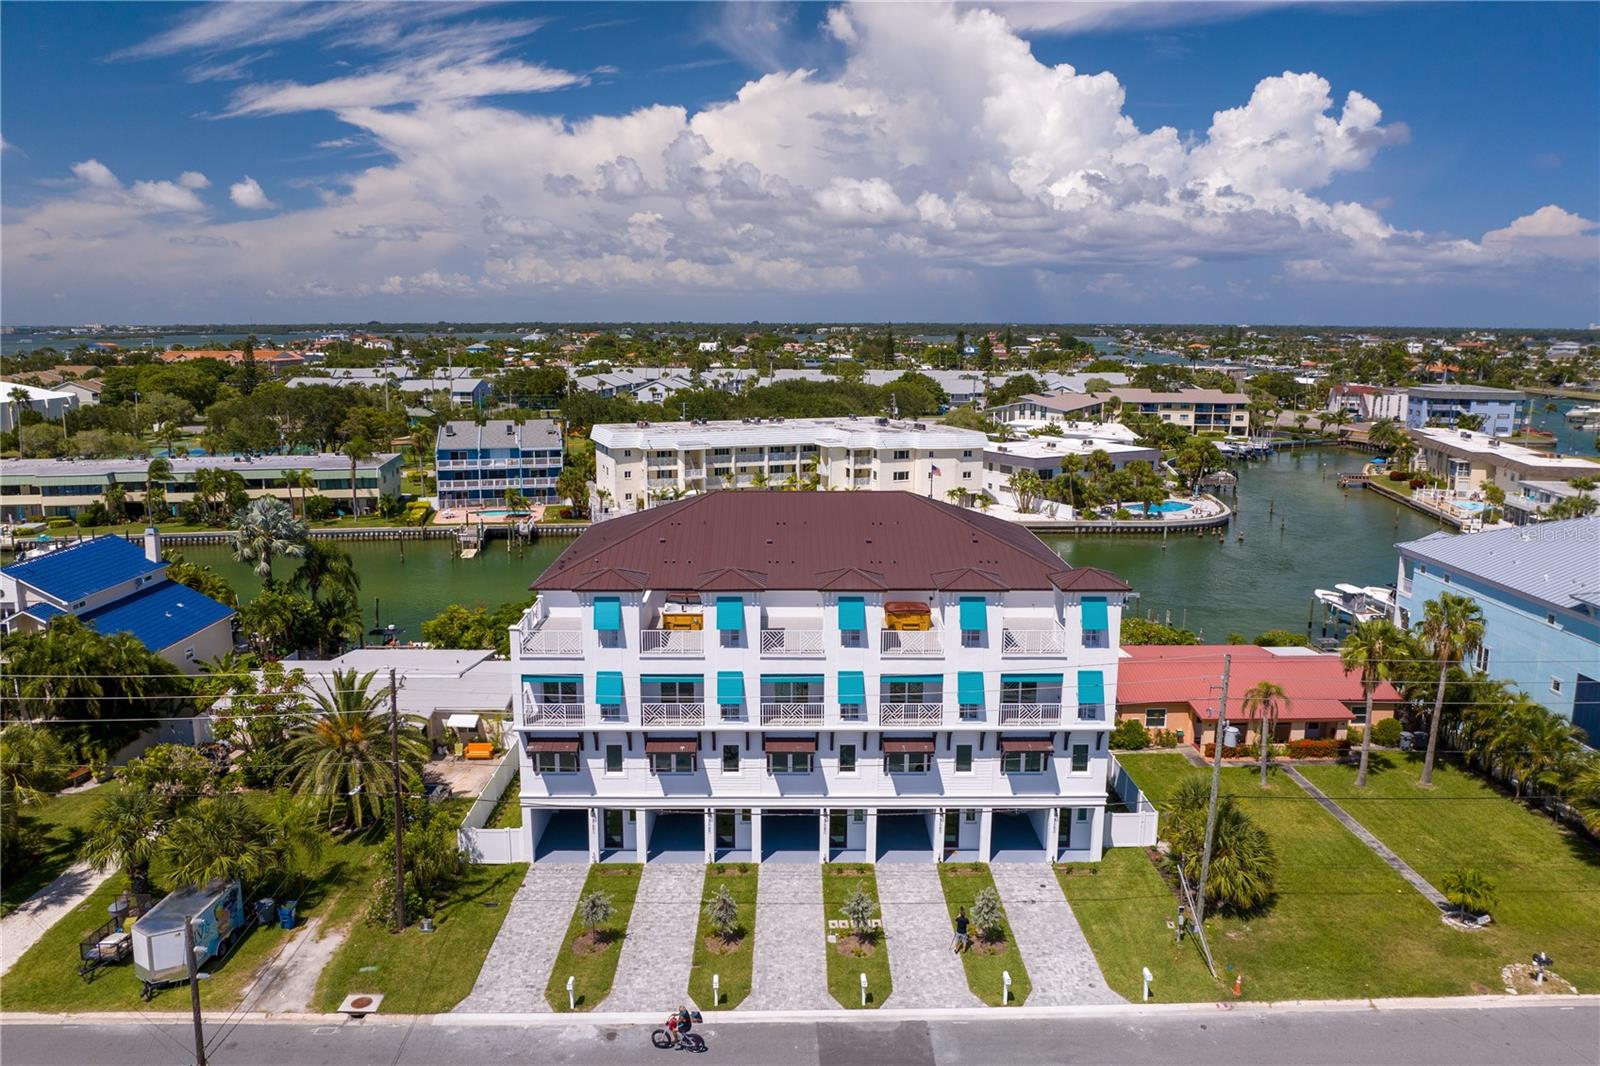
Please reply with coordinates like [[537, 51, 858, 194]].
[[1150, 730, 1182, 748], [1409, 477, 1427, 489], [303, 494, 338, 521], [1346, 725, 1363, 746], [1160, 776, 1277, 912], [1285, 738, 1350, 758], [1387, 469, 1410, 482], [1372, 718, 1403, 746], [1203, 742, 1259, 759], [1110, 720, 1150, 750]]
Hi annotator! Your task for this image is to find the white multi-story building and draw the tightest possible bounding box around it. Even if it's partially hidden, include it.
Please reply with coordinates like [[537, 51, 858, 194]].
[[509, 491, 1137, 865], [590, 417, 987, 516]]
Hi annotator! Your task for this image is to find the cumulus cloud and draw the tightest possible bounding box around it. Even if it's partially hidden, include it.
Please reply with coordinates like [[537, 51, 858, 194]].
[[178, 171, 210, 190], [1484, 205, 1596, 242], [67, 158, 207, 212], [228, 176, 275, 210]]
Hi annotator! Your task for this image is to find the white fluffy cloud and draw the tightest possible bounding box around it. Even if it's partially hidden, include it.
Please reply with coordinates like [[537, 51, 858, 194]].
[[6, 2, 1594, 320]]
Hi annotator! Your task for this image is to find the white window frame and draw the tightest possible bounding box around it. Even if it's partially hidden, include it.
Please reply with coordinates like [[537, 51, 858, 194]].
[[721, 744, 741, 773], [1144, 708, 1167, 729], [885, 751, 931, 774], [1070, 744, 1090, 773], [1001, 751, 1049, 774], [954, 744, 973, 773], [767, 751, 814, 774], [604, 744, 623, 775], [533, 751, 579, 774], [650, 751, 698, 774], [838, 744, 857, 774]]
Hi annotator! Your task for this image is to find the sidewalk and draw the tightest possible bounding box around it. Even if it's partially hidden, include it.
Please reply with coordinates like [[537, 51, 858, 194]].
[[0, 862, 115, 976], [1282, 766, 1448, 908]]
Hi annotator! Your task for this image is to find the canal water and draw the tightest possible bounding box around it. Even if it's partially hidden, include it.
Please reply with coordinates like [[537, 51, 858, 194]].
[[179, 448, 1443, 644]]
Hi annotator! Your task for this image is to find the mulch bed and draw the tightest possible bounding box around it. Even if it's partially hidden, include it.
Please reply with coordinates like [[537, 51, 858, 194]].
[[834, 934, 878, 957], [967, 934, 1010, 957], [704, 934, 746, 955], [571, 930, 618, 956]]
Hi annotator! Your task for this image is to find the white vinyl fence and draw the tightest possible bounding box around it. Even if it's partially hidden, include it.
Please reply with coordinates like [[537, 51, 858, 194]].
[[457, 756, 530, 864], [1104, 755, 1160, 848]]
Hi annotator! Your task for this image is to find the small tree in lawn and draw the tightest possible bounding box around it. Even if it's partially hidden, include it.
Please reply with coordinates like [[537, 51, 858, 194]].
[[969, 886, 1005, 943], [705, 884, 739, 944], [840, 884, 879, 943], [577, 890, 614, 941], [1441, 867, 1497, 921]]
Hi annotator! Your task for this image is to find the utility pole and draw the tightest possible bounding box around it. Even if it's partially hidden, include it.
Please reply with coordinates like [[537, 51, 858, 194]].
[[1194, 653, 1232, 931], [184, 916, 208, 1066], [389, 667, 407, 931]]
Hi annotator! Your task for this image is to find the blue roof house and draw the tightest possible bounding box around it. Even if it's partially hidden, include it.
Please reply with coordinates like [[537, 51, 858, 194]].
[[0, 530, 235, 673]]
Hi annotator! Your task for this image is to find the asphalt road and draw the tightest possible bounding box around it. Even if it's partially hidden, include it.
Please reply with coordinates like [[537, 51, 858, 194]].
[[1, 1003, 1596, 1066]]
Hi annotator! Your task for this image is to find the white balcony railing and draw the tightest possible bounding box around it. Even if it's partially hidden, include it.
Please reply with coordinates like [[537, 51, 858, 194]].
[[520, 699, 585, 726], [761, 701, 824, 725], [880, 702, 943, 725], [760, 627, 824, 657], [881, 629, 943, 656], [642, 702, 705, 726], [520, 623, 583, 657], [999, 701, 1062, 724], [641, 629, 704, 656], [1001, 626, 1068, 656]]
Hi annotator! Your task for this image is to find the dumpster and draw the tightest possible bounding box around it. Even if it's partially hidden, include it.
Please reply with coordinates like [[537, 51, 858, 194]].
[[254, 898, 276, 927], [278, 900, 298, 930], [132, 880, 244, 987]]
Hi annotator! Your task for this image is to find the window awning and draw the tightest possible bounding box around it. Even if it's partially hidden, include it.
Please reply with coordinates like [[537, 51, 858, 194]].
[[1078, 669, 1106, 705], [523, 674, 581, 686], [882, 674, 942, 685], [640, 674, 699, 685], [644, 737, 699, 754], [1002, 673, 1063, 685], [882, 737, 935, 753], [837, 596, 866, 632], [1081, 595, 1109, 630], [838, 670, 865, 703], [716, 595, 745, 631], [1000, 737, 1053, 753], [527, 736, 580, 753], [762, 674, 824, 685], [957, 671, 985, 706], [596, 671, 624, 706], [959, 596, 987, 631], [717, 671, 744, 703], [763, 736, 817, 753], [444, 713, 481, 729], [593, 596, 621, 632]]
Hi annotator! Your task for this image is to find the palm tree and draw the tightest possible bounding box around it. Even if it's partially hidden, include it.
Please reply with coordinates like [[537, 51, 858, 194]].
[[145, 457, 173, 520], [1161, 777, 1277, 913], [284, 669, 428, 829], [1418, 593, 1485, 787], [231, 496, 309, 580], [290, 540, 360, 603], [343, 437, 374, 517], [102, 482, 128, 524], [1241, 680, 1290, 787], [1340, 619, 1407, 788], [1367, 419, 1402, 452], [80, 790, 164, 896], [160, 795, 280, 887], [193, 467, 226, 524], [282, 468, 314, 518]]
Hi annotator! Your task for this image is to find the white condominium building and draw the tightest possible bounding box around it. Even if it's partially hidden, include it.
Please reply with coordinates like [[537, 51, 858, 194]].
[[509, 490, 1137, 865], [589, 417, 987, 516]]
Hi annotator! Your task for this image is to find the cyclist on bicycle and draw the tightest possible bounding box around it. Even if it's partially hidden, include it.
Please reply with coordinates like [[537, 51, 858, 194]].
[[665, 1005, 692, 1046]]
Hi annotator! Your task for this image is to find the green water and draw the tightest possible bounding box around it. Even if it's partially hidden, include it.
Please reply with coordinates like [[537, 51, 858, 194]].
[[181, 448, 1443, 643]]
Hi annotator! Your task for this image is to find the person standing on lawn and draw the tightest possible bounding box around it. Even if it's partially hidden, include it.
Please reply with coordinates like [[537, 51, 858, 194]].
[[953, 907, 970, 953]]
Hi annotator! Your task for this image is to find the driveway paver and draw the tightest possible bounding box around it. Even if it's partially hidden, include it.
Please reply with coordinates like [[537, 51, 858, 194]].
[[455, 862, 590, 1013], [988, 862, 1124, 1005], [604, 863, 702, 1011], [875, 863, 980, 1008], [744, 864, 831, 1010]]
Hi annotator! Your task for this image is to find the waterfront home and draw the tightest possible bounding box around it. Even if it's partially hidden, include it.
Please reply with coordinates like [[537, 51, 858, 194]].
[[982, 437, 1162, 510], [0, 530, 233, 673], [286, 367, 490, 407], [1404, 384, 1522, 436], [509, 490, 1146, 864], [434, 419, 564, 510], [1404, 426, 1596, 516], [0, 452, 403, 522], [1326, 384, 1406, 423], [589, 416, 986, 517], [1116, 644, 1401, 749], [1107, 388, 1250, 432], [1393, 517, 1599, 739], [0, 380, 77, 433], [158, 349, 305, 369], [988, 392, 1109, 427]]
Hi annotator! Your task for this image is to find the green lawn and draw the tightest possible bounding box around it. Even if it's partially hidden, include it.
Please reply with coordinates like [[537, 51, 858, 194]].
[[2, 783, 121, 917], [545, 864, 643, 1011], [688, 864, 757, 1010], [937, 863, 1031, 1006], [1108, 753, 1515, 1001], [1297, 753, 1600, 992], [821, 863, 891, 1009], [484, 786, 521, 830], [312, 862, 527, 1013]]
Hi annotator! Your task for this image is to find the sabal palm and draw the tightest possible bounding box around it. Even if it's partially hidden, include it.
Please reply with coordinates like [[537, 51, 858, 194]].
[[80, 789, 163, 896], [145, 457, 173, 511], [1340, 619, 1406, 787], [232, 496, 309, 579], [1418, 593, 1485, 786], [285, 669, 427, 828], [160, 794, 281, 888], [1241, 681, 1290, 787], [291, 540, 361, 604]]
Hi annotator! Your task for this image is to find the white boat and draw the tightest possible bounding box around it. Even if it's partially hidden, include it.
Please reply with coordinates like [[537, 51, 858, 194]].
[[1313, 584, 1394, 624], [1564, 405, 1600, 424]]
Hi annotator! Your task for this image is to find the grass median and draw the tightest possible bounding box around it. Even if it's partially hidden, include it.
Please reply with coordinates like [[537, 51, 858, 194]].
[[687, 863, 757, 1009], [937, 863, 1031, 1006], [544, 864, 642, 1011], [821, 863, 890, 1009]]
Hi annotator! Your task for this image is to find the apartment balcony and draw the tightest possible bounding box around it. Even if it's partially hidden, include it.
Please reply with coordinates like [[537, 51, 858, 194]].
[[760, 627, 824, 658], [999, 701, 1062, 725], [518, 608, 583, 657], [520, 699, 585, 727], [641, 629, 704, 657], [642, 702, 705, 726], [760, 701, 824, 726], [1001, 626, 1068, 657], [767, 449, 798, 461], [881, 629, 943, 657], [880, 702, 943, 725]]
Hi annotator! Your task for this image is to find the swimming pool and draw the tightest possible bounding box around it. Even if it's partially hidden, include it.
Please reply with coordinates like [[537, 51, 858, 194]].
[[473, 508, 532, 518], [1127, 500, 1194, 515], [1453, 500, 1487, 513]]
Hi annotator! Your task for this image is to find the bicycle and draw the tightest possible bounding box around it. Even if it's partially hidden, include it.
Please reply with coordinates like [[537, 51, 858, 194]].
[[649, 1028, 705, 1052]]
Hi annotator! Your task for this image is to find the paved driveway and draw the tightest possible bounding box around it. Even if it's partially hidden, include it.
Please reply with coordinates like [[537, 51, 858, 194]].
[[987, 863, 1123, 1004]]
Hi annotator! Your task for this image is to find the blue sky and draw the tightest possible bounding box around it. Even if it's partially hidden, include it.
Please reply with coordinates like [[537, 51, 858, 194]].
[[2, 2, 1596, 326]]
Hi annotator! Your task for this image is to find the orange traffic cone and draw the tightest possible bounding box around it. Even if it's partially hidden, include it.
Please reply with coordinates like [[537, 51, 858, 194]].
[[1232, 973, 1243, 997]]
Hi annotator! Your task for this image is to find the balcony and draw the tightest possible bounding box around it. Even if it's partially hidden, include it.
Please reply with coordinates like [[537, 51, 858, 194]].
[[520, 699, 585, 727], [761, 701, 824, 726], [518, 605, 582, 657], [1001, 626, 1068, 656], [760, 627, 824, 657], [641, 629, 704, 656], [642, 702, 705, 726], [999, 701, 1062, 725], [880, 702, 943, 725], [881, 629, 943, 657]]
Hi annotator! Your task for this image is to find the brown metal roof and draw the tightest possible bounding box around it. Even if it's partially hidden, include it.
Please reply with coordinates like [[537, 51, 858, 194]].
[[526, 736, 580, 753], [1048, 566, 1132, 593], [762, 735, 817, 753], [999, 737, 1054, 752], [535, 491, 1124, 593], [882, 736, 935, 753], [644, 737, 699, 754]]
